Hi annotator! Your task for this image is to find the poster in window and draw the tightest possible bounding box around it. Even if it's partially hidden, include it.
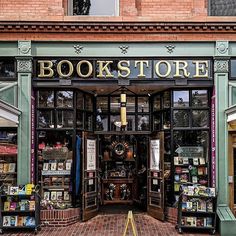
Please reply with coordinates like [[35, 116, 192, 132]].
[[87, 139, 96, 171], [150, 139, 160, 171]]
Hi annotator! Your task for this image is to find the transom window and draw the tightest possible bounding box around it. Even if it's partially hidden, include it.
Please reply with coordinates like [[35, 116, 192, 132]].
[[70, 0, 119, 16]]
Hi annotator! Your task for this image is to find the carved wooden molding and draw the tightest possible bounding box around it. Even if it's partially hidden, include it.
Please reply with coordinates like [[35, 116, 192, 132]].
[[1, 21, 236, 34]]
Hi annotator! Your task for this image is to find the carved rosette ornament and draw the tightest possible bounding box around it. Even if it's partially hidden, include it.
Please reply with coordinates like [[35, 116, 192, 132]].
[[74, 45, 84, 54], [165, 45, 175, 54], [216, 41, 229, 56], [214, 60, 229, 73], [119, 45, 129, 54], [18, 41, 31, 56], [17, 60, 32, 73]]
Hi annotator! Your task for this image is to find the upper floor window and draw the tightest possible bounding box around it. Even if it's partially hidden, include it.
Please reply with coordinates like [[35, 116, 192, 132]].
[[209, 0, 236, 16], [70, 0, 119, 16]]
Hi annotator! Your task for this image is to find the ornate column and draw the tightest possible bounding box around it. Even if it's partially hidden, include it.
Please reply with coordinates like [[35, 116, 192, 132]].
[[214, 41, 229, 205], [17, 40, 32, 184]]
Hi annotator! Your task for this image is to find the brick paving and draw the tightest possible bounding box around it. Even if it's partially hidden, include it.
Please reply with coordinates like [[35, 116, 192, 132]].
[[4, 213, 215, 236]]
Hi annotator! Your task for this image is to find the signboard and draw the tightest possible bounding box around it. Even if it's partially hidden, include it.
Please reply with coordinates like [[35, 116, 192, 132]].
[[150, 139, 160, 171], [86, 139, 96, 171]]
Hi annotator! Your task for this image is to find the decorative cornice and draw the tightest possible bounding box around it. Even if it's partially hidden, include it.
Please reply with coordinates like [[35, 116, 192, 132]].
[[1, 21, 236, 34]]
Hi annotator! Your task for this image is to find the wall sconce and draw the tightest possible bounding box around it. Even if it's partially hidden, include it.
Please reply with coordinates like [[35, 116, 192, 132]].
[[120, 90, 127, 128]]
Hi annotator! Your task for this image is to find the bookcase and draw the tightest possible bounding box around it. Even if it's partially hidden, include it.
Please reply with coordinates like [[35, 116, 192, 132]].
[[176, 185, 217, 234], [174, 146, 208, 202], [39, 146, 72, 208], [0, 184, 40, 234], [0, 143, 17, 193]]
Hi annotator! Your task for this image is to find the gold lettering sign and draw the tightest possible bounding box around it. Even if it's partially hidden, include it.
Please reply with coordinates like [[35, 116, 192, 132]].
[[117, 60, 131, 78], [57, 60, 73, 78], [193, 61, 209, 78], [173, 61, 190, 78], [38, 60, 54, 78], [135, 60, 149, 78], [76, 60, 93, 78], [155, 61, 171, 78], [97, 61, 114, 78]]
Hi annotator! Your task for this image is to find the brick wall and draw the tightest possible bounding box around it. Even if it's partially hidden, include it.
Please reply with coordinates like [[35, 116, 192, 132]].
[[40, 208, 80, 227], [0, 0, 208, 20]]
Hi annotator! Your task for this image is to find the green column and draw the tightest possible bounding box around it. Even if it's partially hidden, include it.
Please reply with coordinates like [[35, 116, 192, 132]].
[[17, 40, 32, 185]]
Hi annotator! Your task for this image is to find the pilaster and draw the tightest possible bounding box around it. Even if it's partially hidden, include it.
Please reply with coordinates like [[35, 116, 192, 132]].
[[17, 40, 32, 185]]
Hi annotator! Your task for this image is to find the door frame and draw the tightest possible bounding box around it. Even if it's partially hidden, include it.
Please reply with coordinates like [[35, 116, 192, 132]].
[[147, 131, 165, 221]]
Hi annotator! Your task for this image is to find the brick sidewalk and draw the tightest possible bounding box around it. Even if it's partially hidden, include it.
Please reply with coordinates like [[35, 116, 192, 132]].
[[4, 213, 215, 236]]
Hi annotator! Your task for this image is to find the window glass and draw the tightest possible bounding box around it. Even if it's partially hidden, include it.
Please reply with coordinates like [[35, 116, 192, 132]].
[[76, 111, 83, 129], [173, 110, 190, 127], [85, 94, 93, 111], [85, 113, 93, 131], [74, 0, 118, 16], [96, 114, 108, 131], [163, 91, 170, 108], [77, 92, 84, 109], [56, 111, 74, 128], [138, 115, 149, 131], [126, 97, 135, 113], [173, 91, 189, 107], [96, 97, 108, 113], [138, 97, 149, 112], [153, 95, 161, 111], [0, 59, 15, 78], [192, 110, 209, 128], [38, 91, 54, 108], [153, 113, 161, 131], [192, 90, 208, 107], [37, 111, 54, 128], [56, 91, 73, 108], [110, 97, 120, 113]]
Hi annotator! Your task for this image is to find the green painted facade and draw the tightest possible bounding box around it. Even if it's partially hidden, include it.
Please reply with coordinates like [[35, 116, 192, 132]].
[[1, 40, 236, 235]]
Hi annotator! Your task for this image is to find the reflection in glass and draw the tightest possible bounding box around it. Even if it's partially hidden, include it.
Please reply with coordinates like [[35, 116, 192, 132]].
[[96, 97, 108, 113], [85, 95, 93, 111], [38, 110, 54, 128], [96, 114, 108, 131], [138, 97, 149, 112], [153, 113, 161, 131], [57, 111, 74, 128], [173, 110, 189, 127], [127, 97, 135, 112], [192, 110, 209, 127], [163, 111, 171, 129], [126, 115, 135, 131], [153, 95, 161, 111], [76, 111, 83, 129], [173, 91, 189, 107], [56, 91, 73, 108], [192, 90, 208, 107], [76, 92, 84, 109], [138, 115, 149, 131], [38, 91, 54, 108], [110, 97, 120, 113], [110, 115, 120, 131], [85, 113, 93, 131], [163, 91, 170, 108], [0, 59, 15, 78]]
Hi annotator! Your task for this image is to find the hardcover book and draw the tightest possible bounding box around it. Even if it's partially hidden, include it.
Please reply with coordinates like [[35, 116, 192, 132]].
[[29, 201, 35, 211], [3, 163, 9, 173], [50, 161, 57, 171], [8, 163, 16, 173], [183, 157, 189, 165], [43, 163, 49, 171], [17, 216, 24, 226], [3, 201, 10, 211], [25, 216, 35, 226], [9, 202, 17, 211], [43, 191, 50, 200], [10, 216, 17, 226], [51, 191, 57, 201], [64, 191, 70, 201], [18, 185, 26, 195], [57, 162, 64, 171], [65, 161, 72, 170], [174, 156, 179, 165], [56, 191, 63, 201], [193, 158, 199, 166], [3, 216, 11, 226], [9, 186, 18, 195]]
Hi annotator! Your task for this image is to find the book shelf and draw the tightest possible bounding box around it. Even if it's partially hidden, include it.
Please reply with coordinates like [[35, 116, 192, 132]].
[[39, 146, 72, 208], [0, 143, 17, 193], [0, 185, 40, 234], [176, 185, 217, 235]]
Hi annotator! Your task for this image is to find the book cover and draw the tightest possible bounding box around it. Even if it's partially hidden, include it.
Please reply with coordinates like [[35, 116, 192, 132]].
[[3, 163, 9, 173], [50, 161, 57, 171], [0, 163, 4, 173], [175, 166, 182, 174], [10, 216, 17, 226], [193, 158, 199, 166], [178, 156, 183, 165], [183, 157, 189, 165], [29, 201, 35, 211], [3, 201, 10, 211], [182, 202, 187, 211], [174, 174, 180, 182], [9, 202, 17, 211], [192, 176, 198, 184], [174, 156, 179, 165], [174, 183, 181, 192], [56, 191, 63, 201], [3, 216, 11, 226], [57, 162, 64, 171], [199, 157, 206, 165], [198, 167, 205, 175], [18, 185, 26, 195], [206, 217, 213, 227], [18, 216, 24, 226], [25, 216, 35, 226], [180, 174, 188, 183], [65, 161, 72, 170], [209, 188, 216, 197], [64, 191, 70, 201], [8, 163, 16, 173], [206, 201, 213, 212], [197, 199, 206, 212], [43, 191, 50, 200], [186, 201, 193, 211], [51, 191, 57, 201], [25, 184, 34, 195], [43, 163, 49, 171], [9, 186, 18, 195]]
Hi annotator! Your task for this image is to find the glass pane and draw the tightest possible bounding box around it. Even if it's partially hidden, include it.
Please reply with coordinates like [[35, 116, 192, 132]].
[[126, 115, 135, 131], [110, 115, 120, 131], [173, 110, 190, 127], [192, 110, 209, 127], [234, 149, 236, 204], [153, 114, 161, 131], [38, 91, 54, 108], [85, 113, 93, 131], [38, 110, 54, 128], [96, 114, 108, 131], [85, 94, 93, 111], [76, 111, 83, 129], [56, 91, 73, 108], [173, 91, 189, 107], [163, 91, 170, 108], [76, 92, 84, 109], [163, 111, 171, 129], [0, 59, 15, 78], [110, 97, 120, 113], [127, 97, 135, 112], [153, 95, 161, 111], [138, 115, 149, 131], [96, 97, 108, 113], [192, 90, 208, 107], [138, 97, 149, 112], [56, 111, 74, 128]]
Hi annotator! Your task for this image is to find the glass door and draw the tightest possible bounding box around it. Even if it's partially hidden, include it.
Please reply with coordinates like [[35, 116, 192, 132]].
[[147, 131, 165, 220]]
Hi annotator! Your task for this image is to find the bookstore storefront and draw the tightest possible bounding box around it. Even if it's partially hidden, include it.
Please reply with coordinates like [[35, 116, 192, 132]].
[[0, 41, 235, 234]]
